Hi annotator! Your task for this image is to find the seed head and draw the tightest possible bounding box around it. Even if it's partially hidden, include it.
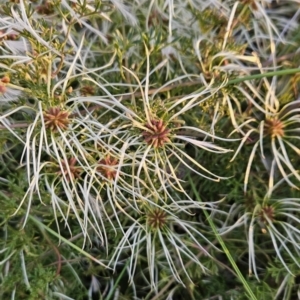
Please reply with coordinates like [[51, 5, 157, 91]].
[[97, 155, 119, 181], [36, 2, 54, 15], [259, 205, 275, 224], [142, 119, 170, 148], [0, 75, 10, 94], [147, 208, 167, 231], [265, 118, 284, 138], [1, 76, 10, 84], [58, 157, 81, 182], [43, 107, 70, 131], [80, 85, 96, 96], [0, 83, 7, 95]]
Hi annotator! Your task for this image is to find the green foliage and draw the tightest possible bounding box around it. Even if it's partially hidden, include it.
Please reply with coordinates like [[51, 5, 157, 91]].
[[1, 0, 300, 299]]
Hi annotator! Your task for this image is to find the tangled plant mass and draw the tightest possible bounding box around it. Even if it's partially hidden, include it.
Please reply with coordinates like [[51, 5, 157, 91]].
[[1, 0, 300, 299]]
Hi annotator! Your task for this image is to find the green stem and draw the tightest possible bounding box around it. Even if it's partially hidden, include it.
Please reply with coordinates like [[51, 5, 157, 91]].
[[105, 259, 130, 300], [189, 177, 258, 300], [29, 215, 108, 268], [226, 68, 300, 86]]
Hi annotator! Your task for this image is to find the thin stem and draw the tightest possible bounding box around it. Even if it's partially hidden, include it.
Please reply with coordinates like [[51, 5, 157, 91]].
[[227, 68, 300, 86], [105, 259, 130, 300], [189, 176, 258, 300], [29, 215, 108, 268]]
